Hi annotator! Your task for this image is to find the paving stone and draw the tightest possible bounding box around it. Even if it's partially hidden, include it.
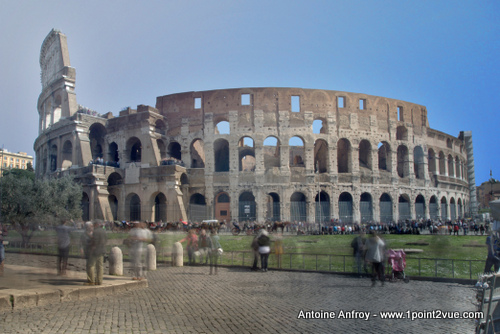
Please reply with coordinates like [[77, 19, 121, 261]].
[[0, 253, 477, 333]]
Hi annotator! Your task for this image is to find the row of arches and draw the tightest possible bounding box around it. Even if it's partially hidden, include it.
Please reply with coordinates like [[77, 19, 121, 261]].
[[83, 186, 466, 223], [39, 121, 466, 184]]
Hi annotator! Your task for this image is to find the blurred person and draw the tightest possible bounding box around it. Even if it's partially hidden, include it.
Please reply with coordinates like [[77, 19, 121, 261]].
[[257, 229, 271, 272], [209, 229, 222, 275], [55, 219, 76, 276], [80, 221, 93, 282], [351, 231, 366, 274], [85, 221, 107, 285], [250, 232, 260, 271], [274, 232, 284, 269], [365, 231, 386, 286], [198, 229, 210, 264], [484, 231, 500, 273], [128, 222, 153, 280], [0, 222, 7, 276], [179, 229, 198, 265]]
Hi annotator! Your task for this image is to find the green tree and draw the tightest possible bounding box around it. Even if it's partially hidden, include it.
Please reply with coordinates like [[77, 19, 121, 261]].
[[0, 173, 82, 246]]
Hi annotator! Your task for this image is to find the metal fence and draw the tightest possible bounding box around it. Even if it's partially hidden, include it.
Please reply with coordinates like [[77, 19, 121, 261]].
[[6, 243, 483, 281]]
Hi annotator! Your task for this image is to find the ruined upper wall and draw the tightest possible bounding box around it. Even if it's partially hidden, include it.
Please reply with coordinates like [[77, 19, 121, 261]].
[[156, 87, 429, 134], [39, 29, 72, 89]]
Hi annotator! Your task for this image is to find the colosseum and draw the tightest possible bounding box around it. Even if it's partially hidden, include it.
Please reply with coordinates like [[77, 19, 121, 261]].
[[34, 29, 478, 226]]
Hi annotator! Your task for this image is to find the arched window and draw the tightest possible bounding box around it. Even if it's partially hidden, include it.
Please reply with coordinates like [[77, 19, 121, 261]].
[[337, 139, 351, 173], [359, 140, 372, 170], [214, 139, 229, 172], [127, 137, 142, 162], [289, 136, 305, 167], [190, 139, 205, 168], [314, 139, 328, 173], [263, 136, 280, 169], [239, 137, 255, 172]]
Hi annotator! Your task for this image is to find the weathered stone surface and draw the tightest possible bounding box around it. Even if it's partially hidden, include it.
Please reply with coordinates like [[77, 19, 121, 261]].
[[146, 244, 156, 271], [33, 30, 475, 225], [172, 242, 183, 267], [109, 246, 123, 276]]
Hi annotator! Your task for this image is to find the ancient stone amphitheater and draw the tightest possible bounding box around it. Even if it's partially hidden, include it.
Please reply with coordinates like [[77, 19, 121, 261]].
[[34, 30, 477, 225]]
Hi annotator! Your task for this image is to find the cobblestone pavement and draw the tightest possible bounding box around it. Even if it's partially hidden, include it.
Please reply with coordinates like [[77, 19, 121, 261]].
[[0, 254, 476, 333]]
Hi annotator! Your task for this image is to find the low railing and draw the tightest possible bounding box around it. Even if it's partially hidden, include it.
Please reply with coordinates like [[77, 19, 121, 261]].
[[215, 251, 483, 280], [6, 243, 483, 280]]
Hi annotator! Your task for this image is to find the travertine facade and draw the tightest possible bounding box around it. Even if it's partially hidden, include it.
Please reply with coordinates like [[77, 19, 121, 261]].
[[34, 30, 476, 224]]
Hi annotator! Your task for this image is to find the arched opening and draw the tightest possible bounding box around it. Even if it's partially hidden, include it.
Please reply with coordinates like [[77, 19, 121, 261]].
[[154, 193, 167, 222], [360, 193, 373, 223], [189, 193, 207, 222], [239, 192, 256, 221], [266, 193, 280, 221], [127, 137, 142, 162], [190, 139, 205, 168], [415, 195, 425, 219], [81, 192, 90, 221], [107, 172, 123, 187], [450, 197, 456, 221], [215, 120, 230, 134], [263, 136, 280, 169], [155, 119, 166, 135], [215, 192, 230, 222], [396, 126, 408, 141], [128, 193, 141, 221], [398, 195, 411, 221], [378, 142, 391, 172], [413, 146, 425, 179], [455, 157, 461, 179], [315, 191, 330, 223], [238, 137, 255, 172], [379, 193, 393, 223], [168, 142, 182, 161], [62, 140, 73, 169], [313, 118, 327, 134], [89, 123, 106, 160], [428, 149, 436, 175], [337, 138, 351, 173], [359, 140, 372, 171], [290, 192, 307, 222], [180, 173, 189, 185], [214, 139, 229, 172], [314, 139, 328, 173], [448, 154, 454, 177], [338, 192, 353, 223], [429, 196, 439, 220], [289, 136, 305, 167], [108, 142, 119, 165], [108, 195, 118, 221], [440, 197, 448, 220], [397, 145, 409, 178], [457, 198, 463, 218], [50, 144, 58, 172], [439, 151, 446, 175]]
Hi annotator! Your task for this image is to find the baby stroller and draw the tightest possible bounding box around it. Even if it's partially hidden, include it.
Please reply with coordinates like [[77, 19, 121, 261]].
[[387, 249, 410, 283]]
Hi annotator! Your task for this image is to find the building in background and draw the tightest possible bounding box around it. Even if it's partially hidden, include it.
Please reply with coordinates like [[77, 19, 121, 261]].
[[34, 29, 478, 224], [0, 149, 34, 177], [477, 178, 500, 209]]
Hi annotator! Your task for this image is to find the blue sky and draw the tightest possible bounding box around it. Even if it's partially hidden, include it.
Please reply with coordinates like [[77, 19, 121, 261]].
[[0, 1, 498, 185]]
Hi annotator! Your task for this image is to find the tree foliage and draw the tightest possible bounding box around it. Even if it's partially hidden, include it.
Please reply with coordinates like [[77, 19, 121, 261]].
[[0, 172, 82, 245]]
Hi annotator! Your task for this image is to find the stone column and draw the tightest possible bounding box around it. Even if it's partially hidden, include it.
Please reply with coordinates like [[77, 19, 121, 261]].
[[109, 247, 123, 276], [147, 244, 156, 271], [172, 242, 183, 267]]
